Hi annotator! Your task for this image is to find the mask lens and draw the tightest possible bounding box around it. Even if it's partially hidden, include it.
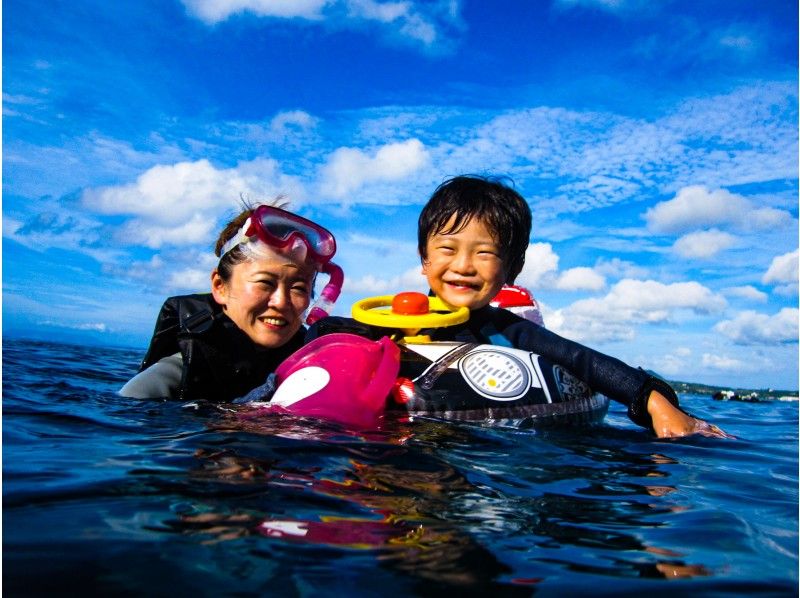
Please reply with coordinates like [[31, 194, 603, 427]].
[[255, 207, 336, 261]]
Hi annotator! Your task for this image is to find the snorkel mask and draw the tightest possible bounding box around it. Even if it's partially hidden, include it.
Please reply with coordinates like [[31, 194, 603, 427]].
[[219, 205, 344, 325]]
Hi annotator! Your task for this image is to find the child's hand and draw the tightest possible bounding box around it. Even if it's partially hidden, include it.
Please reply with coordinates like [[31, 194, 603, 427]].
[[647, 390, 735, 439]]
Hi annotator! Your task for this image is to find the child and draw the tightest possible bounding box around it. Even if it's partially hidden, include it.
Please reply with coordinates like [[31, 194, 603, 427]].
[[414, 175, 728, 438]]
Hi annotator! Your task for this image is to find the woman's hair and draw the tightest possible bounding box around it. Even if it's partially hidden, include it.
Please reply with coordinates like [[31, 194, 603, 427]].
[[417, 175, 532, 283], [214, 197, 288, 282]]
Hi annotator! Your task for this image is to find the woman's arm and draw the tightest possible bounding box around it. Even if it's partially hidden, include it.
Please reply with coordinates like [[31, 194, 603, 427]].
[[119, 353, 183, 399]]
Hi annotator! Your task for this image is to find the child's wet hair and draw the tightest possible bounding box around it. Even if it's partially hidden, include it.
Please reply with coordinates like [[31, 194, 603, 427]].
[[418, 175, 532, 283]]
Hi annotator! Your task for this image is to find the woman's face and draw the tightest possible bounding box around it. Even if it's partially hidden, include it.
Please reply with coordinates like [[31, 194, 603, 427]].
[[211, 254, 314, 349]]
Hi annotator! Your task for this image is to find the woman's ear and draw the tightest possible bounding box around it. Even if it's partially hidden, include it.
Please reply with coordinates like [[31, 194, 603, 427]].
[[210, 269, 228, 307]]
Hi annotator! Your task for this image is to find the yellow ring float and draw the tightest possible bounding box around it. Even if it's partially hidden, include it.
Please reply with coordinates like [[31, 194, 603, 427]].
[[352, 292, 469, 329]]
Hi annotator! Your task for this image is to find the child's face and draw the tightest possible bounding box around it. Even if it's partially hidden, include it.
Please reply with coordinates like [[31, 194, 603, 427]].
[[422, 215, 506, 311]]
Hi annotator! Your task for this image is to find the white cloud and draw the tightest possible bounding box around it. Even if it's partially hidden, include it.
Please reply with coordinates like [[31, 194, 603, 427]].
[[180, 0, 455, 48], [645, 185, 792, 235], [516, 243, 560, 288], [672, 228, 736, 259], [713, 308, 799, 345], [83, 159, 291, 224], [549, 279, 726, 343], [6, 131, 187, 199], [270, 110, 318, 134], [3, 201, 127, 263], [181, 0, 330, 23], [166, 267, 213, 293], [347, 0, 438, 44], [718, 34, 754, 51], [118, 214, 218, 249], [701, 353, 748, 371], [345, 232, 419, 257], [715, 24, 761, 56], [424, 83, 796, 218], [586, 279, 726, 317], [227, 110, 321, 149], [763, 249, 799, 285], [723, 286, 769, 303], [40, 320, 109, 333], [555, 267, 606, 291], [81, 158, 307, 248], [318, 139, 429, 200], [3, 217, 24, 238], [105, 251, 219, 293], [593, 257, 648, 280], [657, 346, 693, 376], [345, 266, 427, 294]]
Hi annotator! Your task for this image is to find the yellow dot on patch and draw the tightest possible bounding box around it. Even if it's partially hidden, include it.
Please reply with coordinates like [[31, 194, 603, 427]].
[[488, 378, 497, 387]]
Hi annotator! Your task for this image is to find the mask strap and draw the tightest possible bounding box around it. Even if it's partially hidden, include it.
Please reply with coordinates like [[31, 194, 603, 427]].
[[219, 217, 253, 258]]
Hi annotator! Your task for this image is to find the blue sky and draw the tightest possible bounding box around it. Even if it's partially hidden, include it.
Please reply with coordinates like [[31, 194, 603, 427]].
[[3, 0, 798, 390]]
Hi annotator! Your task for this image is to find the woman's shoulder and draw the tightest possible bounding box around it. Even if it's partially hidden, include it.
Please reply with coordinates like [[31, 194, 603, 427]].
[[120, 353, 183, 399]]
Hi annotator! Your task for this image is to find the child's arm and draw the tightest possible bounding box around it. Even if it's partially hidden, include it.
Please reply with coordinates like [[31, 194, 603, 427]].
[[647, 390, 733, 438], [486, 309, 733, 438]]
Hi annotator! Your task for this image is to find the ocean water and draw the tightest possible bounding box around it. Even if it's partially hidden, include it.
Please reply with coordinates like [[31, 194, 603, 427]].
[[3, 337, 798, 596]]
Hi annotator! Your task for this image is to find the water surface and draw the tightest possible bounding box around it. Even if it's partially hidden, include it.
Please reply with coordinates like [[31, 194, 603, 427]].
[[3, 338, 797, 595]]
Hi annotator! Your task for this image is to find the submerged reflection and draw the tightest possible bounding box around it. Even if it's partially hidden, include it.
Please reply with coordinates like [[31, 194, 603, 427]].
[[154, 409, 717, 588], [158, 416, 533, 593]]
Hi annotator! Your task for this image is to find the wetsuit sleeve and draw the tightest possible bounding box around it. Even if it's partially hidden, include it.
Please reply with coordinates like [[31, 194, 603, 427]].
[[119, 353, 183, 399], [492, 312, 681, 428]]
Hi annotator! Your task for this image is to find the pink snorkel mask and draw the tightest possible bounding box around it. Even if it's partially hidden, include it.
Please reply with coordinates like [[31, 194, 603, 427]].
[[220, 205, 344, 325]]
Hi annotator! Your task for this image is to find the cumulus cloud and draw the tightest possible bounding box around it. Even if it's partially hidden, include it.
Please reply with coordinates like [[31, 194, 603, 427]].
[[672, 228, 736, 259], [119, 214, 218, 250], [166, 267, 213, 293], [318, 139, 429, 200], [516, 243, 560, 288], [555, 267, 606, 291], [713, 308, 799, 345], [701, 353, 748, 371], [104, 250, 219, 293], [180, 0, 458, 48], [83, 159, 289, 223], [549, 279, 726, 343], [723, 285, 768, 303], [81, 158, 305, 248], [645, 185, 792, 235], [657, 346, 693, 376], [345, 266, 427, 294], [593, 257, 648, 280], [181, 0, 329, 23], [763, 249, 799, 285]]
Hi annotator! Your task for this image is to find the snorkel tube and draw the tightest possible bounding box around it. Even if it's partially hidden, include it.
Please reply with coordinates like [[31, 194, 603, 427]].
[[306, 261, 344, 325]]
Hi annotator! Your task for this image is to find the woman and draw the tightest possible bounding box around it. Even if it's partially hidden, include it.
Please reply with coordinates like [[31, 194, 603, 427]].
[[120, 202, 343, 402]]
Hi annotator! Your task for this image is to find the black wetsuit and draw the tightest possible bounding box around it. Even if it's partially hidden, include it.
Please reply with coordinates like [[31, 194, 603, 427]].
[[124, 294, 305, 402], [306, 305, 679, 429]]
